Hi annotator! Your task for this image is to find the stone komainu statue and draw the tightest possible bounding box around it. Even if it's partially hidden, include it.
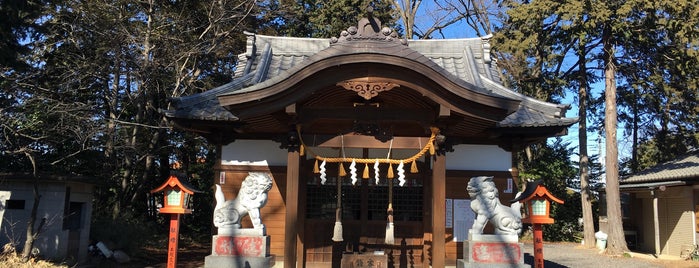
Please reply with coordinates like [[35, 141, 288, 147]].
[[467, 176, 522, 235], [213, 172, 273, 230]]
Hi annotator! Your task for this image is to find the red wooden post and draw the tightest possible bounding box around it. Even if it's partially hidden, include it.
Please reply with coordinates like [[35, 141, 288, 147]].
[[167, 213, 181, 268], [533, 223, 544, 268], [151, 175, 200, 268]]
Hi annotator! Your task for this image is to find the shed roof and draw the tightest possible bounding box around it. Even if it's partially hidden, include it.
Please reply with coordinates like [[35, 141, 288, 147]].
[[620, 151, 699, 185], [0, 172, 96, 185]]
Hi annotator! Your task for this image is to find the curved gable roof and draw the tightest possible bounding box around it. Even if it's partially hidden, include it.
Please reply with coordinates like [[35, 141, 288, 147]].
[[165, 18, 577, 142], [217, 36, 520, 122]]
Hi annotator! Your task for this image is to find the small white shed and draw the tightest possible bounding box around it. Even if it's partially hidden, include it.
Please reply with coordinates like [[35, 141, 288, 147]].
[[619, 152, 699, 257], [0, 173, 94, 263]]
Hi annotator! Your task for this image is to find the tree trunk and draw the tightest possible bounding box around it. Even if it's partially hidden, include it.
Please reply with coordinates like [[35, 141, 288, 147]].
[[602, 25, 628, 255], [21, 179, 40, 261], [393, 0, 421, 38], [631, 86, 639, 172], [21, 156, 43, 261], [578, 35, 595, 248]]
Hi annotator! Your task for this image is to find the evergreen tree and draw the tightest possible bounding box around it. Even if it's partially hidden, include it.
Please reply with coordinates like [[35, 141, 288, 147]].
[[0, 0, 258, 256], [259, 0, 399, 38], [518, 139, 581, 242], [617, 0, 699, 171]]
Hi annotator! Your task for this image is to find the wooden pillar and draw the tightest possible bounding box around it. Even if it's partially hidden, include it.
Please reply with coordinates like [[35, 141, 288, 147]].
[[431, 154, 446, 267], [285, 151, 300, 268], [652, 190, 660, 256]]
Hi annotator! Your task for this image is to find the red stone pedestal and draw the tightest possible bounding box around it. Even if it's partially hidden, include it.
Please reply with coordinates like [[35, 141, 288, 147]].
[[457, 233, 530, 268], [205, 235, 273, 268]]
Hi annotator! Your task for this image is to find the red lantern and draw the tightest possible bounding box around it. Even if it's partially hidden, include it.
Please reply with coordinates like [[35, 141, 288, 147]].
[[511, 180, 564, 268], [151, 174, 201, 268]]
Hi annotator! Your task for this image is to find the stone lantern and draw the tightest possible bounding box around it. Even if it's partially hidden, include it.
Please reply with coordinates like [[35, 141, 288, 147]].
[[511, 180, 564, 268], [151, 174, 202, 268]]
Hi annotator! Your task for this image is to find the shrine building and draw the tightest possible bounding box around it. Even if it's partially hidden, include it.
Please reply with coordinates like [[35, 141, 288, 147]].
[[164, 13, 577, 268]]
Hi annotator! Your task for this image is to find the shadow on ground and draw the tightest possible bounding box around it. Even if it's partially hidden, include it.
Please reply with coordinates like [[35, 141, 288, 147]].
[[524, 253, 567, 268]]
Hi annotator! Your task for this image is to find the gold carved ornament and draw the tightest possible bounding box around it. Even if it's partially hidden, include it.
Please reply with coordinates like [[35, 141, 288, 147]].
[[337, 80, 400, 100]]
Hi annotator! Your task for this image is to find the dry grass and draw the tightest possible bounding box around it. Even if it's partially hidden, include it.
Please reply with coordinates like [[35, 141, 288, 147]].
[[0, 253, 68, 268]]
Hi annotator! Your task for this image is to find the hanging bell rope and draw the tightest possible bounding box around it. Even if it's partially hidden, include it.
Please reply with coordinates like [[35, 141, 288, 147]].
[[338, 135, 347, 177], [385, 146, 396, 244], [385, 177, 395, 245], [386, 139, 395, 179], [387, 163, 394, 179], [332, 149, 344, 241]]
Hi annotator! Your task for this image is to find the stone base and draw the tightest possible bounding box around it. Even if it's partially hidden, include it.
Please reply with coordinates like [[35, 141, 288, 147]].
[[457, 233, 530, 268], [457, 259, 530, 268], [204, 255, 273, 268]]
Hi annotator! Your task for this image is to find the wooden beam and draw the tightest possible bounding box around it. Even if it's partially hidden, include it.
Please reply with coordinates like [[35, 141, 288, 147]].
[[286, 103, 296, 115], [431, 154, 446, 267], [302, 135, 431, 149], [284, 151, 299, 268], [299, 107, 434, 124], [439, 104, 450, 117]]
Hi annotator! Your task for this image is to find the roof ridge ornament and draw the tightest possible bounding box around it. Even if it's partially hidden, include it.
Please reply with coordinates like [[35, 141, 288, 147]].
[[330, 6, 407, 46], [481, 34, 493, 64]]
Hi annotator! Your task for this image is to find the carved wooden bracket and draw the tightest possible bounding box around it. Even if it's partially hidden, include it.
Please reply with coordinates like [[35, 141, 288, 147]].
[[337, 80, 400, 100]]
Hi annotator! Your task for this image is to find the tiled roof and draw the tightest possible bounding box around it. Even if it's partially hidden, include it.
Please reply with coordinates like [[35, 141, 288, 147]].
[[621, 152, 699, 184], [498, 106, 578, 127], [165, 73, 253, 121], [166, 31, 577, 129]]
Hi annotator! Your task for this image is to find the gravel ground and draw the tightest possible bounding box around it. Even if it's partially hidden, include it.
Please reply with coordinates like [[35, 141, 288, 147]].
[[522, 242, 697, 268], [80, 240, 697, 268]]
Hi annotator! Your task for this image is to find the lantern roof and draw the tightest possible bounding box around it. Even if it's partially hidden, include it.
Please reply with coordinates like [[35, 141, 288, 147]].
[[510, 180, 564, 204], [150, 174, 203, 195]]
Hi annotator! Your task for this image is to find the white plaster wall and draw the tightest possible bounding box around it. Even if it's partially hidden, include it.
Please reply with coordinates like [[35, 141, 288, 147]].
[[0, 182, 34, 248], [31, 183, 66, 260], [67, 182, 93, 263], [446, 144, 512, 171], [222, 142, 512, 171], [221, 140, 288, 166], [0, 190, 12, 245], [0, 181, 93, 262]]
